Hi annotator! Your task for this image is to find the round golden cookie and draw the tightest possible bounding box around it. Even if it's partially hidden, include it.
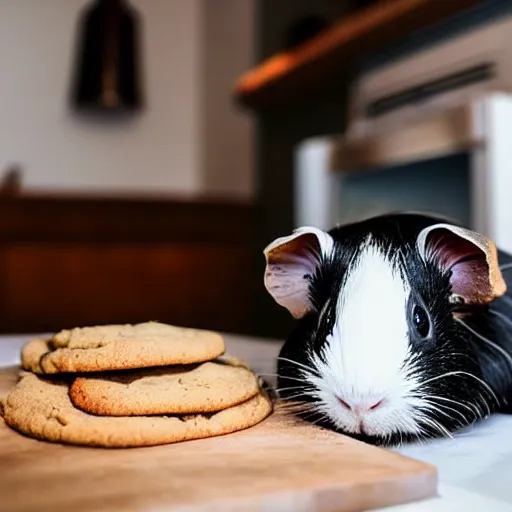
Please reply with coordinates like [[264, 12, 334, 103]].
[[0, 372, 273, 448], [20, 322, 225, 374], [69, 355, 261, 416]]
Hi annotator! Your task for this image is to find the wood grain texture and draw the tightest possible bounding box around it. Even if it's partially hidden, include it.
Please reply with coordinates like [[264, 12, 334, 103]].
[[0, 194, 257, 335], [3, 244, 252, 334], [0, 367, 438, 512], [0, 194, 254, 244], [234, 0, 484, 110]]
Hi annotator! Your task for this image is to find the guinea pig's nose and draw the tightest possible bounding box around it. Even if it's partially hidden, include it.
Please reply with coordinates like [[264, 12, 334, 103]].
[[337, 397, 384, 415]]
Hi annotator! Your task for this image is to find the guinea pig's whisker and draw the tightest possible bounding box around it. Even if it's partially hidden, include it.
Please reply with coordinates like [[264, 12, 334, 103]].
[[274, 389, 315, 401], [420, 400, 466, 426], [411, 432, 430, 448], [280, 391, 313, 402], [257, 373, 310, 384], [415, 420, 437, 444], [472, 392, 489, 417], [297, 404, 324, 419], [410, 392, 476, 416], [276, 393, 311, 403], [297, 409, 318, 422], [274, 401, 308, 411], [419, 394, 479, 419], [456, 317, 512, 372], [306, 412, 330, 427], [446, 351, 478, 363], [404, 414, 426, 439], [417, 413, 453, 439], [421, 398, 467, 422], [273, 385, 314, 394], [415, 415, 441, 438], [499, 262, 512, 271], [276, 403, 320, 417], [472, 392, 490, 417], [418, 370, 499, 405], [473, 397, 487, 418], [278, 407, 317, 417], [275, 397, 314, 408], [275, 401, 312, 412], [276, 356, 319, 377]]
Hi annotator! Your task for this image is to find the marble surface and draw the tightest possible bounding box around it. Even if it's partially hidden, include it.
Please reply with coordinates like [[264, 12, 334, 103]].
[[2, 333, 512, 511]]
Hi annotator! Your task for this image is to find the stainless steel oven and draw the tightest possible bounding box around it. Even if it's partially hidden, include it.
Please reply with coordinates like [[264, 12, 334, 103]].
[[294, 10, 512, 252]]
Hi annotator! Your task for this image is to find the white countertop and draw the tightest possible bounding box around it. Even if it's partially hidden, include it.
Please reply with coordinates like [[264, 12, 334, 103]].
[[2, 333, 512, 511]]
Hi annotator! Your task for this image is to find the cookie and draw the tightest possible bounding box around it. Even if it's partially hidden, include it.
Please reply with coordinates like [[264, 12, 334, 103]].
[[69, 356, 262, 416], [21, 322, 225, 374], [20, 338, 49, 374], [0, 372, 272, 448]]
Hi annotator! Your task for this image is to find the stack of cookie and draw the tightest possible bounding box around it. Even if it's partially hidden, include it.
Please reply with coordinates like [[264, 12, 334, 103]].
[[0, 322, 273, 448]]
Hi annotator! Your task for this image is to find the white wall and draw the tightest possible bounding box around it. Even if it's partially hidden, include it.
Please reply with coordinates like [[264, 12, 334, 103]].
[[0, 0, 254, 197], [200, 0, 254, 198]]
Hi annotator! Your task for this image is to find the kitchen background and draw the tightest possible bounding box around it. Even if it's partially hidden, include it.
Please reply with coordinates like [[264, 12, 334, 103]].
[[1, 0, 511, 339]]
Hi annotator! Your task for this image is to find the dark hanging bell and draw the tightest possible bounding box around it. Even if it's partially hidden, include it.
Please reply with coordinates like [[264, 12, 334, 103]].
[[70, 0, 143, 112]]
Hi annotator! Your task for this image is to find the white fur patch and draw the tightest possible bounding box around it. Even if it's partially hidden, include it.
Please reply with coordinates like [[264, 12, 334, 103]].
[[306, 240, 423, 439]]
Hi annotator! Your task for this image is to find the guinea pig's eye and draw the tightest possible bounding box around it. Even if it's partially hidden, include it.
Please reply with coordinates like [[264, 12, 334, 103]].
[[407, 297, 433, 343], [412, 305, 430, 338]]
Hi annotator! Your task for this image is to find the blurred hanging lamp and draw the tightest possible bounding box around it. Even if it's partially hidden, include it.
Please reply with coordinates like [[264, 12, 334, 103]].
[[70, 0, 144, 113]]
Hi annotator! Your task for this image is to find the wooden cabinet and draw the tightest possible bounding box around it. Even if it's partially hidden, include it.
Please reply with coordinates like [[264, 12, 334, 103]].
[[0, 195, 256, 335]]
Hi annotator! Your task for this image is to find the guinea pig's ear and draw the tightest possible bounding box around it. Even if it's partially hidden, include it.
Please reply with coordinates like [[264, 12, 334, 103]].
[[416, 223, 507, 305], [263, 227, 334, 319]]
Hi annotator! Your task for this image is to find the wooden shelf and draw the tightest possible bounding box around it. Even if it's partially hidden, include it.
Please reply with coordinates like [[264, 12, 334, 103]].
[[234, 0, 484, 110]]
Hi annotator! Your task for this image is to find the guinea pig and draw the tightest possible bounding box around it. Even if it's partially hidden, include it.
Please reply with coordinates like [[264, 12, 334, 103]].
[[263, 211, 512, 446]]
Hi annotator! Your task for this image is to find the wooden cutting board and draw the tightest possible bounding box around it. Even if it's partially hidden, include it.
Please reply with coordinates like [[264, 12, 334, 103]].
[[0, 366, 437, 512]]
